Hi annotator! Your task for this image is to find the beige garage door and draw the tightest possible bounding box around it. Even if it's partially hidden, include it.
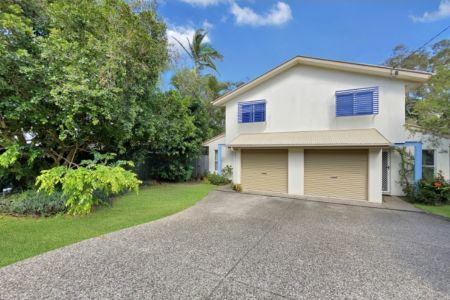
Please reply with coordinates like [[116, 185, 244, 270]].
[[241, 149, 288, 193], [304, 149, 368, 201]]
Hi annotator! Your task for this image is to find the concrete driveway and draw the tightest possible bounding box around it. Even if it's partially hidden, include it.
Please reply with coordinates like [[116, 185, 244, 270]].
[[1, 191, 450, 299]]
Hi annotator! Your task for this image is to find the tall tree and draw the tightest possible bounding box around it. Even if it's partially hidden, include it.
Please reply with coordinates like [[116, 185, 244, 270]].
[[124, 90, 209, 181], [170, 28, 231, 138], [174, 28, 223, 72], [0, 0, 51, 187], [0, 0, 168, 187], [384, 40, 450, 137], [171, 68, 235, 138], [414, 66, 450, 137]]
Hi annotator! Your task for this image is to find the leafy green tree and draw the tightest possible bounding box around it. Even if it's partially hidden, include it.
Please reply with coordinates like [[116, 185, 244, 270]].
[[170, 28, 231, 138], [414, 66, 450, 137], [430, 40, 450, 67], [127, 91, 208, 181], [174, 28, 223, 72], [171, 68, 231, 138], [385, 44, 430, 71], [385, 40, 450, 137], [0, 0, 168, 187], [0, 1, 50, 187]]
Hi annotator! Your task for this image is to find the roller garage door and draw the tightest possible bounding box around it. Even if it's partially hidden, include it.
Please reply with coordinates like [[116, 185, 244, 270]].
[[304, 149, 368, 201], [241, 149, 288, 193]]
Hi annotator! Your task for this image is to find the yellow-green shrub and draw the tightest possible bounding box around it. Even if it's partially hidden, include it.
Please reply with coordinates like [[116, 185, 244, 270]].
[[36, 158, 141, 215]]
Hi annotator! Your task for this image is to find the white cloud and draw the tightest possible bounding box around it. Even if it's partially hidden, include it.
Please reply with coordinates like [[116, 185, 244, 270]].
[[179, 0, 225, 7], [410, 0, 450, 22], [230, 1, 292, 27], [202, 19, 214, 30], [166, 25, 211, 55]]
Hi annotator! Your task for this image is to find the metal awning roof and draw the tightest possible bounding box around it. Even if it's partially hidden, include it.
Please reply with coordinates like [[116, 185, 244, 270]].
[[228, 128, 391, 148]]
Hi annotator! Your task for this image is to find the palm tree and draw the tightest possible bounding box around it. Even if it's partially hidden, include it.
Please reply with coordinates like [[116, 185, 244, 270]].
[[174, 29, 223, 73]]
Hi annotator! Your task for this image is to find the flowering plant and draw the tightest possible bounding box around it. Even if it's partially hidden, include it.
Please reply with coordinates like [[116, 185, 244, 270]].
[[415, 171, 450, 205]]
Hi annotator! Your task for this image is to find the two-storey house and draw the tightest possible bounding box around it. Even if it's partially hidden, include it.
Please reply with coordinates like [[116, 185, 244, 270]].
[[204, 56, 449, 203]]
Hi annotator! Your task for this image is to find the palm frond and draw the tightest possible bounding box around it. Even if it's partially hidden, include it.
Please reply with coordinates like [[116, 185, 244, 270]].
[[172, 36, 193, 60], [179, 28, 224, 72]]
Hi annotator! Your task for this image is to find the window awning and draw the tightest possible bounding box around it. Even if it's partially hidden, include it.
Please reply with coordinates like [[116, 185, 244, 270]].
[[228, 128, 391, 148]]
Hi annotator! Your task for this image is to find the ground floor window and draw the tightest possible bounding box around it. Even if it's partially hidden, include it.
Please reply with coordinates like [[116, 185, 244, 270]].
[[214, 149, 218, 171], [422, 149, 435, 180]]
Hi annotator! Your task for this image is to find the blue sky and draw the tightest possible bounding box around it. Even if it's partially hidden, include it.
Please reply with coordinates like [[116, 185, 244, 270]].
[[159, 0, 450, 84]]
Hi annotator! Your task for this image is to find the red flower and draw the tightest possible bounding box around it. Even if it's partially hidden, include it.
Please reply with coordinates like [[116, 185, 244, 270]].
[[434, 181, 442, 189]]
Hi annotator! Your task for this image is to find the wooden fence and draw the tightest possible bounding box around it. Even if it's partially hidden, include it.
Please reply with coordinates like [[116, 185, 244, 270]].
[[192, 154, 209, 179]]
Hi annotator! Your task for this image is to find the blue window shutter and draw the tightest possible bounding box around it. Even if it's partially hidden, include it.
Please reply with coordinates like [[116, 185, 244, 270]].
[[238, 103, 253, 123], [253, 102, 266, 122], [238, 100, 266, 123], [372, 88, 379, 114], [354, 91, 374, 115], [242, 104, 253, 123], [336, 94, 354, 116], [336, 87, 378, 117], [238, 103, 243, 123]]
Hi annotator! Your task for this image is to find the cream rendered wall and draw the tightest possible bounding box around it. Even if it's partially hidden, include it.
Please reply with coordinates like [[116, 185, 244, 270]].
[[389, 149, 406, 196], [232, 149, 241, 184], [205, 136, 232, 176], [388, 132, 450, 196], [436, 145, 450, 179], [368, 148, 383, 203], [220, 147, 233, 178], [225, 65, 407, 145], [205, 135, 238, 182], [205, 136, 222, 174], [223, 64, 408, 200], [288, 149, 304, 195], [411, 133, 450, 179], [217, 63, 449, 198]]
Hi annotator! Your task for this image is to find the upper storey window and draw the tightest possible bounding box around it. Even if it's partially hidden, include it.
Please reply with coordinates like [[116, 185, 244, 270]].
[[336, 87, 379, 117], [238, 100, 266, 123]]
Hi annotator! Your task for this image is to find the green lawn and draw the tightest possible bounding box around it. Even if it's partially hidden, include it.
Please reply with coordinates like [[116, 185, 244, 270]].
[[0, 183, 212, 268], [415, 204, 450, 219]]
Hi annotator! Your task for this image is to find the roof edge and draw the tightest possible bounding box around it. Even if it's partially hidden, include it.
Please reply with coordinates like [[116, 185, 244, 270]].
[[213, 55, 432, 107], [227, 128, 392, 148], [202, 133, 225, 146]]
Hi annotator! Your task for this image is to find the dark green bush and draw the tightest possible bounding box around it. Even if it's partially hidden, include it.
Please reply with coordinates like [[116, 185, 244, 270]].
[[412, 173, 450, 205], [0, 191, 67, 216], [207, 173, 230, 185]]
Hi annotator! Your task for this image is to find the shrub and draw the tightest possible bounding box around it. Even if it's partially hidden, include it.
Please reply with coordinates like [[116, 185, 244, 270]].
[[36, 153, 141, 215], [396, 147, 415, 198], [0, 191, 67, 216], [207, 173, 230, 185], [232, 183, 242, 192], [395, 147, 450, 205], [222, 165, 233, 178], [414, 173, 450, 205]]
